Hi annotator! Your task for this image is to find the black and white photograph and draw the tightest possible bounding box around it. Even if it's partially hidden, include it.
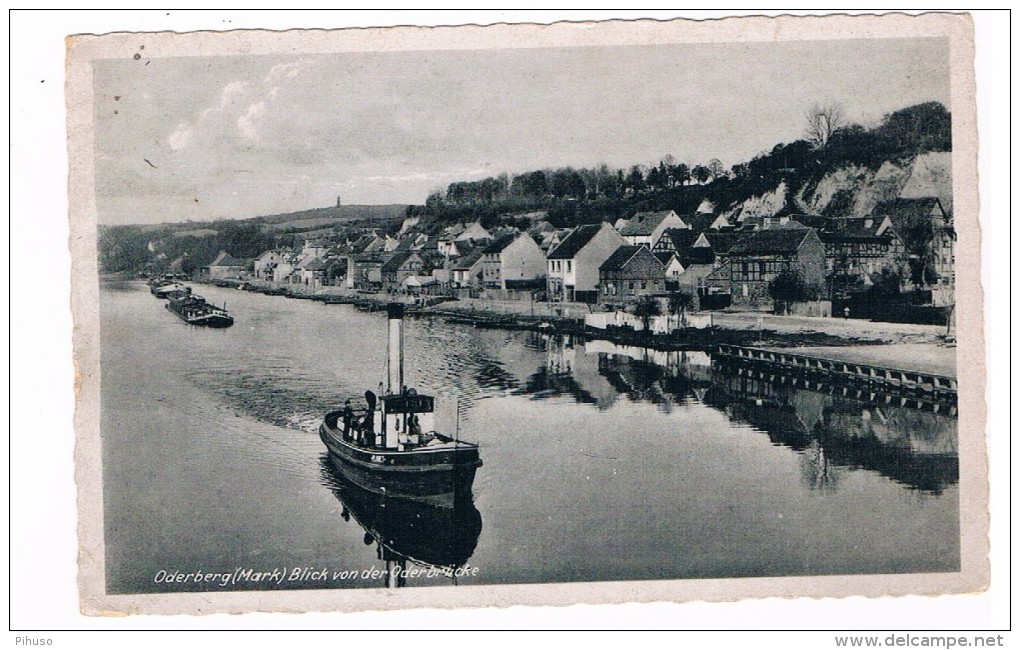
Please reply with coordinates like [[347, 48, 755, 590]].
[[21, 10, 999, 629]]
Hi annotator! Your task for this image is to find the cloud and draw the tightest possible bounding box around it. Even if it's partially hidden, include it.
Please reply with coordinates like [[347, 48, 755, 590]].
[[164, 62, 315, 155], [237, 101, 266, 141]]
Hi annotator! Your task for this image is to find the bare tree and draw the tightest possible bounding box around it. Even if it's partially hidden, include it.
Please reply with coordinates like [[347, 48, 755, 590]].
[[805, 102, 847, 149], [707, 158, 725, 180]]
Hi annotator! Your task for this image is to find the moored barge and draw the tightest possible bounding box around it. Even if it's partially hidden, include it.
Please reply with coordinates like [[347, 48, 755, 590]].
[[165, 294, 234, 328]]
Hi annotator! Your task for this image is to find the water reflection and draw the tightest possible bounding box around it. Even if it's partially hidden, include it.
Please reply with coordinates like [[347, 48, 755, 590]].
[[706, 372, 958, 494], [518, 334, 958, 494], [319, 456, 482, 588]]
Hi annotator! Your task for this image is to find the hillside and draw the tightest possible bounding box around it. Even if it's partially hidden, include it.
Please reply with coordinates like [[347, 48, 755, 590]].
[[257, 204, 407, 228], [99, 203, 407, 274], [417, 101, 953, 230], [791, 151, 952, 219], [98, 102, 952, 275]]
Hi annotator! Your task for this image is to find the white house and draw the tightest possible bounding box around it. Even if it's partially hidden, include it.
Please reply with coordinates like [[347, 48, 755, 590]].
[[546, 222, 627, 303], [481, 232, 546, 290], [617, 210, 689, 247], [253, 250, 285, 280]]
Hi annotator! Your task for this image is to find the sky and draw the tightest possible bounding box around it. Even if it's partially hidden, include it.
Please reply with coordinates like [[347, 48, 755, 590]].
[[93, 37, 950, 225]]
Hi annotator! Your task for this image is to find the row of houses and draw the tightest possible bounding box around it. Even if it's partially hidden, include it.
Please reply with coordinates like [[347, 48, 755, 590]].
[[207, 196, 954, 310], [545, 198, 953, 307]]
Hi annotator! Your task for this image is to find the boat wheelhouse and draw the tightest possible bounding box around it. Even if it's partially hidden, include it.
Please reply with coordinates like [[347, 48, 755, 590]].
[[319, 303, 481, 506]]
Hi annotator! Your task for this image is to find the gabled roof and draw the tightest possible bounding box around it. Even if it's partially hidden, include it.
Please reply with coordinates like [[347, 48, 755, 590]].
[[209, 250, 244, 267], [659, 228, 700, 251], [728, 226, 815, 256], [349, 234, 377, 254], [824, 216, 895, 241], [483, 233, 518, 255], [873, 198, 948, 252], [442, 223, 467, 238], [618, 210, 680, 237], [255, 249, 284, 261], [698, 232, 743, 254], [600, 245, 658, 273], [528, 220, 556, 235], [380, 250, 421, 273], [788, 214, 831, 231], [451, 248, 486, 271], [455, 222, 492, 241], [685, 213, 724, 234], [547, 224, 603, 260], [322, 258, 346, 272], [653, 251, 680, 267], [303, 257, 328, 271]]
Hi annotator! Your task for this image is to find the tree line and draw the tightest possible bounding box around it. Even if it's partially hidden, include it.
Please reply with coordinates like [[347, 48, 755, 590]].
[[420, 101, 952, 230]]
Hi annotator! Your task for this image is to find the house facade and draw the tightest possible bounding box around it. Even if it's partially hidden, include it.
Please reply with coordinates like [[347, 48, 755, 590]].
[[821, 216, 908, 285], [653, 251, 685, 290], [481, 232, 546, 290], [381, 251, 424, 289], [295, 257, 327, 286], [547, 222, 627, 303], [617, 210, 689, 247], [599, 245, 667, 300], [451, 249, 486, 289], [652, 228, 702, 266], [727, 226, 826, 305], [352, 254, 386, 291], [253, 250, 286, 280], [692, 232, 741, 268], [206, 250, 246, 279], [874, 197, 954, 295]]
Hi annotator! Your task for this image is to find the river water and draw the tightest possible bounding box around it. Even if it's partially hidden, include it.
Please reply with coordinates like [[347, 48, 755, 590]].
[[100, 280, 959, 593]]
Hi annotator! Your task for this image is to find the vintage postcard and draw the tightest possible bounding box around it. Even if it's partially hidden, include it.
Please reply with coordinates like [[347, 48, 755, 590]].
[[67, 13, 987, 617]]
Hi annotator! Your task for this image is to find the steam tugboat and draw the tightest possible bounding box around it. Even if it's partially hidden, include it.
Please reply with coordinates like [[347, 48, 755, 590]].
[[165, 294, 234, 328], [319, 303, 481, 507]]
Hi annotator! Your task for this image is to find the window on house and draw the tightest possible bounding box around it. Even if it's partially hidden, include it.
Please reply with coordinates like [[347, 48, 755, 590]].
[[566, 260, 572, 272], [641, 281, 647, 290]]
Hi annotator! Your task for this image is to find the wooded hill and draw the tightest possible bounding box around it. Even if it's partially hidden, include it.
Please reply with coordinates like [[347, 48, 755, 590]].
[[99, 204, 405, 274], [417, 101, 952, 230]]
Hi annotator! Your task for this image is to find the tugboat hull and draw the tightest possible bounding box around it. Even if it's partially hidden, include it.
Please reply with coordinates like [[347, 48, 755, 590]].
[[319, 411, 480, 508]]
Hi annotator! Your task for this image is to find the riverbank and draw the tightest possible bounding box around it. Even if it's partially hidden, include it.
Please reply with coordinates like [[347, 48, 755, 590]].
[[195, 278, 955, 376]]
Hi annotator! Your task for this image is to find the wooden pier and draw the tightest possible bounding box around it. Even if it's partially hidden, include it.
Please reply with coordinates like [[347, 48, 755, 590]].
[[713, 344, 957, 411]]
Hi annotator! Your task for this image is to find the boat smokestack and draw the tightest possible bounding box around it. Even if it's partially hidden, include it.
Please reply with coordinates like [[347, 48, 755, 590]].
[[387, 303, 404, 394]]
